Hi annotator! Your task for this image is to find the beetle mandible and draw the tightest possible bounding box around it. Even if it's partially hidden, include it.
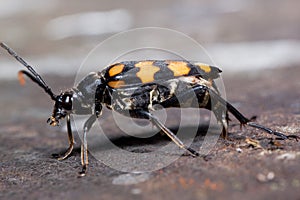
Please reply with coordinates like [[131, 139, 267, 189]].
[[1, 42, 298, 176]]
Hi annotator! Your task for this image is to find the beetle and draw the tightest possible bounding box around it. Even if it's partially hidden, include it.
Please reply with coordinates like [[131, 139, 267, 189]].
[[1, 42, 298, 176]]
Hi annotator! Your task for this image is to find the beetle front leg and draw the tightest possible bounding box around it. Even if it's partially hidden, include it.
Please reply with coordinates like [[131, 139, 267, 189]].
[[78, 114, 97, 177], [52, 114, 74, 160]]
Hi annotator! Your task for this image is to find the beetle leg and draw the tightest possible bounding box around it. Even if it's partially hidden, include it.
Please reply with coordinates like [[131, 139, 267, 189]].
[[191, 85, 229, 138], [95, 85, 104, 117], [208, 88, 300, 140], [159, 84, 229, 138], [186, 82, 230, 137], [162, 84, 298, 140], [209, 99, 229, 138], [211, 82, 230, 138], [78, 114, 97, 177], [52, 114, 74, 160], [247, 122, 299, 140], [135, 110, 199, 157]]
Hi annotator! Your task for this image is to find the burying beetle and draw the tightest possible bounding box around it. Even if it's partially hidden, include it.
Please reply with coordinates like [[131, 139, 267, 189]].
[[1, 42, 299, 176]]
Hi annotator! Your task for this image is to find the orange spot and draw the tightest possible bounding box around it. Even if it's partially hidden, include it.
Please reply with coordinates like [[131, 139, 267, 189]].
[[195, 63, 211, 73], [108, 64, 125, 77], [204, 178, 223, 191], [107, 80, 126, 88], [18, 71, 26, 86], [135, 61, 160, 83], [178, 177, 195, 189], [167, 61, 190, 76]]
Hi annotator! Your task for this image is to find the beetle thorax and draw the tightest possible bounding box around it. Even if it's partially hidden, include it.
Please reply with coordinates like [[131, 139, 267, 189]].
[[71, 72, 103, 115]]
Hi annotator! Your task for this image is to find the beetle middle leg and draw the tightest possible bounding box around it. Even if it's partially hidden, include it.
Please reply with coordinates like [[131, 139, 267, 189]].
[[130, 110, 200, 157], [160, 84, 229, 138], [208, 97, 229, 138]]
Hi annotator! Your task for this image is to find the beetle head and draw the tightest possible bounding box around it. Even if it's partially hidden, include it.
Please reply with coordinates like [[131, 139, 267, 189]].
[[47, 91, 73, 126], [0, 43, 76, 126], [1, 43, 99, 125]]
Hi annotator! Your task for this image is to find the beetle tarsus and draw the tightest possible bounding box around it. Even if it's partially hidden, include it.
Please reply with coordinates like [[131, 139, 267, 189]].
[[187, 147, 200, 157], [78, 165, 87, 177], [53, 144, 74, 161], [52, 145, 73, 161], [287, 135, 300, 141], [247, 122, 299, 141]]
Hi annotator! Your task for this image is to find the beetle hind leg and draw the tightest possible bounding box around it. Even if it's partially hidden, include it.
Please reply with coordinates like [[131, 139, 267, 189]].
[[208, 88, 300, 140], [247, 122, 300, 141]]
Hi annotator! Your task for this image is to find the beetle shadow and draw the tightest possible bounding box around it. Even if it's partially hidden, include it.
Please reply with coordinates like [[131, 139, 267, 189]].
[[68, 123, 221, 157], [113, 125, 209, 146]]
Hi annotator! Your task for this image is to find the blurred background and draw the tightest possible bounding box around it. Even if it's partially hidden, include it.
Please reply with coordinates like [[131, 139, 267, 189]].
[[1, 0, 300, 80]]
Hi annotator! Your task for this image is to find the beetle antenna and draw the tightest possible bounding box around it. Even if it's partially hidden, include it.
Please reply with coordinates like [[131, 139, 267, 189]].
[[0, 42, 57, 100]]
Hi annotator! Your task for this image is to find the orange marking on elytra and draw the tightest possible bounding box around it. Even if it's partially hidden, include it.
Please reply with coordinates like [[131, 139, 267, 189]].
[[167, 61, 190, 76], [107, 80, 126, 88], [195, 63, 211, 73], [135, 61, 160, 83], [18, 71, 26, 85], [108, 64, 125, 77]]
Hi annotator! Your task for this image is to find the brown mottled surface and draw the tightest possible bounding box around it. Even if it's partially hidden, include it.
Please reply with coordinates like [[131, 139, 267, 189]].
[[0, 66, 299, 200]]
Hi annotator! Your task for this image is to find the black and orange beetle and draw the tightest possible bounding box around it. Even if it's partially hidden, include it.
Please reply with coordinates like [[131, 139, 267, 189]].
[[1, 42, 298, 176]]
